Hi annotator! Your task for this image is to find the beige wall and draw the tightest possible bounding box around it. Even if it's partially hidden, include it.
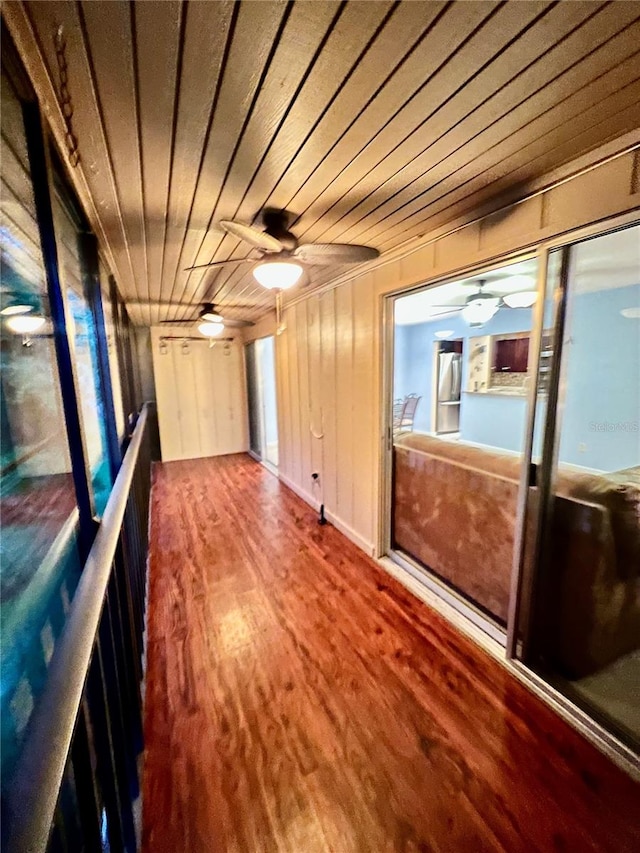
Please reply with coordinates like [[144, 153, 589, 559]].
[[274, 148, 640, 555]]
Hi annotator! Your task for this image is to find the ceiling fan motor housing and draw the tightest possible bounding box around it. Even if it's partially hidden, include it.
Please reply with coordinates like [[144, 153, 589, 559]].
[[261, 208, 298, 252]]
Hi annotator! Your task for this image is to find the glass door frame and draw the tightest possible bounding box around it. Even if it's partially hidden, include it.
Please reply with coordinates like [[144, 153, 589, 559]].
[[380, 209, 640, 771], [380, 247, 540, 646], [377, 210, 639, 644], [244, 334, 279, 473]]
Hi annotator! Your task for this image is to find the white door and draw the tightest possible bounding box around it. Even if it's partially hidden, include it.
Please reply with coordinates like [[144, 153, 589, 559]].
[[151, 329, 248, 461]]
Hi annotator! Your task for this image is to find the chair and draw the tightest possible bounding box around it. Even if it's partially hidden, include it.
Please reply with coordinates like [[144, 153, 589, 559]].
[[393, 394, 421, 434]]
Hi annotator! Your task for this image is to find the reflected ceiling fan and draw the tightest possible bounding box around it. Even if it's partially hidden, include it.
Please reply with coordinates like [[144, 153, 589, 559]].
[[432, 280, 537, 327], [184, 208, 380, 289], [127, 297, 256, 337]]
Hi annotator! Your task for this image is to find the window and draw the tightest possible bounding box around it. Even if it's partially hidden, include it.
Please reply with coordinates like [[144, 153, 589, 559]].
[[0, 64, 82, 784], [51, 183, 112, 514]]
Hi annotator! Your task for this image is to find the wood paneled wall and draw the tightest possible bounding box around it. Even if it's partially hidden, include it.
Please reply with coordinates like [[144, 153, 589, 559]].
[[275, 148, 640, 555]]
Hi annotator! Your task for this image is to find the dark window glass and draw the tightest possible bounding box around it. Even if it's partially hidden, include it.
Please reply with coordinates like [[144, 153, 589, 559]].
[[51, 188, 112, 514], [0, 67, 82, 785]]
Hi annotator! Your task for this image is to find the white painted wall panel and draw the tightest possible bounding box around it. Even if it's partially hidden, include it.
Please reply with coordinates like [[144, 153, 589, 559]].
[[151, 328, 248, 462]]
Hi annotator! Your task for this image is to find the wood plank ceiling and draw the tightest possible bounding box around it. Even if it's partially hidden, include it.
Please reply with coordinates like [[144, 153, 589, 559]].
[[9, 0, 640, 325]]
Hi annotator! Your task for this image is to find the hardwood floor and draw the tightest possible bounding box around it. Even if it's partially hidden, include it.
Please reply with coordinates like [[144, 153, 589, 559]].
[[143, 454, 639, 853]]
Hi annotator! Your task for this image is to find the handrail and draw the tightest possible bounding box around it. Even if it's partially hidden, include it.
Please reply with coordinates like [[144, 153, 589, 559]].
[[5, 403, 150, 852]]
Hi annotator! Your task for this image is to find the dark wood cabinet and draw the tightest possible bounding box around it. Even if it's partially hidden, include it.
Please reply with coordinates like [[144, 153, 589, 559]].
[[493, 336, 529, 373]]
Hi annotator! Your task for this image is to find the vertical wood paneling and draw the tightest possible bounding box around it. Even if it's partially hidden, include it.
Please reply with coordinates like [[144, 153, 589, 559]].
[[295, 300, 313, 493], [274, 329, 290, 478], [319, 290, 337, 513], [306, 296, 323, 492], [351, 274, 376, 545], [334, 284, 354, 531], [285, 304, 302, 488]]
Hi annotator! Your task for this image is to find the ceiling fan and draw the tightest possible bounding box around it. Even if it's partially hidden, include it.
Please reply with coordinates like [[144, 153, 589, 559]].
[[432, 280, 537, 326], [125, 297, 256, 337], [184, 208, 380, 289]]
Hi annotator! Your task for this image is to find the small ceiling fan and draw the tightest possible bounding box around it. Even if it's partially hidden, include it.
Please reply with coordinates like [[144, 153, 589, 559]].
[[432, 280, 537, 326], [127, 297, 255, 337], [184, 208, 380, 289]]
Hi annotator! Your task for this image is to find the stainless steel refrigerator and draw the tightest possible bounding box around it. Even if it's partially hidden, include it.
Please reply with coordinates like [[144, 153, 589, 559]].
[[435, 351, 462, 434]]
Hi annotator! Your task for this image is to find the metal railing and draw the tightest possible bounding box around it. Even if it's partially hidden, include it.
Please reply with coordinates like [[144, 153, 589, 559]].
[[4, 404, 156, 852]]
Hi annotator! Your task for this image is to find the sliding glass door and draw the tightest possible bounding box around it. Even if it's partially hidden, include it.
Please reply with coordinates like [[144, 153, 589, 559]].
[[245, 336, 279, 468], [516, 223, 640, 751], [387, 218, 639, 755], [391, 256, 539, 632]]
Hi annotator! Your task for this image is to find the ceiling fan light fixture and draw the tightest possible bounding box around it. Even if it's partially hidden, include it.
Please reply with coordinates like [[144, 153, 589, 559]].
[[5, 314, 46, 334], [503, 290, 537, 309], [200, 308, 224, 323], [198, 321, 225, 338], [253, 260, 303, 290], [461, 297, 500, 326]]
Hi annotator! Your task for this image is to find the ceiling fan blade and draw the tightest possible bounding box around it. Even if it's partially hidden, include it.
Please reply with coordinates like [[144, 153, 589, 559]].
[[220, 318, 255, 328], [219, 220, 283, 253], [183, 257, 256, 272], [293, 243, 379, 264]]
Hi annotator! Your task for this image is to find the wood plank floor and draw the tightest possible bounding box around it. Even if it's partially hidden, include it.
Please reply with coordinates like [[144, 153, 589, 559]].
[[143, 454, 639, 853]]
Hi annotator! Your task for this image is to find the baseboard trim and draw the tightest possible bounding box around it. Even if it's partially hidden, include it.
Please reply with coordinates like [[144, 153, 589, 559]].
[[277, 473, 375, 556]]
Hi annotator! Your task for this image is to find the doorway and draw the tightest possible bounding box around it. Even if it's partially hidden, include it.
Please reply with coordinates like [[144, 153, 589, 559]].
[[385, 217, 640, 759], [245, 336, 279, 470], [514, 222, 640, 752]]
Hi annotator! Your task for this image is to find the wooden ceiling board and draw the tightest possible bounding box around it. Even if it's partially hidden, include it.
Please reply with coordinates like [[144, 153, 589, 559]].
[[7, 0, 640, 325], [365, 34, 640, 250], [157, 0, 235, 323], [186, 0, 456, 315], [77, 0, 149, 316], [338, 11, 640, 248], [177, 0, 343, 318], [279, 1, 495, 229], [163, 0, 289, 324], [178, 0, 396, 317], [21, 0, 138, 302], [131, 0, 183, 325], [306, 1, 602, 245]]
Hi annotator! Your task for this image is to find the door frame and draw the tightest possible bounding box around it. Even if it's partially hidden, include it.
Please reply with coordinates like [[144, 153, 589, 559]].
[[379, 209, 640, 774]]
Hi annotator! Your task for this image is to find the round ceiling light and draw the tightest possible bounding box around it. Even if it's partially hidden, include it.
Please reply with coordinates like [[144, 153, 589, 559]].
[[5, 314, 46, 334], [461, 296, 500, 326], [503, 290, 537, 309], [198, 321, 225, 338], [253, 260, 303, 290], [1, 304, 33, 316]]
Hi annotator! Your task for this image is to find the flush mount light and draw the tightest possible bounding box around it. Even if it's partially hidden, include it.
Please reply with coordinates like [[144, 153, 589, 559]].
[[252, 260, 303, 290], [435, 330, 455, 339], [5, 314, 46, 334], [198, 321, 225, 338], [1, 304, 33, 316], [461, 296, 500, 326], [503, 290, 537, 309]]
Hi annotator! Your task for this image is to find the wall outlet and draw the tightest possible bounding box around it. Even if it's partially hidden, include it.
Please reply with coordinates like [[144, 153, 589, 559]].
[[578, 442, 587, 453]]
